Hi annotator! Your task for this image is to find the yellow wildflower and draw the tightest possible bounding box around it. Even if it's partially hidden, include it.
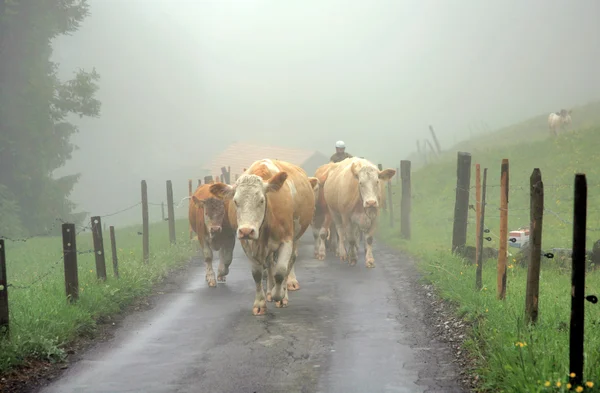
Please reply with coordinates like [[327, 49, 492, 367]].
[[576, 386, 583, 392], [586, 381, 594, 388], [556, 381, 561, 387], [544, 381, 550, 387], [571, 373, 576, 378], [567, 384, 572, 390]]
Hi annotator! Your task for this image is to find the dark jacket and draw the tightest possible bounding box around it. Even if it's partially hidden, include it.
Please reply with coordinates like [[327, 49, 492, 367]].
[[330, 152, 353, 163]]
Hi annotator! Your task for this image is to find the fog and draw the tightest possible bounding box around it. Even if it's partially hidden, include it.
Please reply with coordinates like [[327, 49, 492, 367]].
[[51, 0, 600, 226]]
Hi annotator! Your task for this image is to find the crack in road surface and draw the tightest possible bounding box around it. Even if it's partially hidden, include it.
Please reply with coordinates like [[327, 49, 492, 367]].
[[35, 235, 465, 393]]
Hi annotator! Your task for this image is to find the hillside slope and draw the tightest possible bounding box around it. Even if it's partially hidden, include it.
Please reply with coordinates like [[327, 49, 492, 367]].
[[387, 123, 600, 256]]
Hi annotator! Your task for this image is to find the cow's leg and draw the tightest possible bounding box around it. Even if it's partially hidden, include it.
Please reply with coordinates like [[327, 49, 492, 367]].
[[266, 253, 276, 302], [251, 260, 267, 315], [313, 224, 321, 259], [217, 235, 235, 282], [317, 212, 332, 260], [331, 211, 348, 261], [345, 222, 360, 266], [287, 245, 300, 291], [202, 241, 217, 287], [365, 226, 377, 268], [272, 240, 293, 307]]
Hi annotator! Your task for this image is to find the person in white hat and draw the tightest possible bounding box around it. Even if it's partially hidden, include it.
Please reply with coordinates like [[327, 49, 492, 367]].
[[330, 140, 353, 163]]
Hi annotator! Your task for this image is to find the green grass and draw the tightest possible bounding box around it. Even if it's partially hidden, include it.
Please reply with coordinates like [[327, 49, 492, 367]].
[[0, 218, 196, 374], [379, 121, 600, 392]]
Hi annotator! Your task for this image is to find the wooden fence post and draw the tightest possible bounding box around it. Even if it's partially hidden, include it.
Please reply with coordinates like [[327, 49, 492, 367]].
[[0, 240, 8, 336], [525, 168, 543, 324], [475, 168, 487, 290], [204, 175, 213, 184], [221, 166, 230, 184], [188, 179, 193, 240], [377, 164, 387, 211], [428, 125, 442, 154], [452, 152, 472, 253], [569, 173, 587, 387], [166, 180, 176, 245], [497, 159, 509, 300], [141, 180, 149, 263], [62, 223, 79, 303], [198, 179, 202, 187], [400, 160, 411, 239], [109, 226, 119, 279], [91, 216, 107, 281], [387, 181, 394, 228], [475, 164, 481, 265]]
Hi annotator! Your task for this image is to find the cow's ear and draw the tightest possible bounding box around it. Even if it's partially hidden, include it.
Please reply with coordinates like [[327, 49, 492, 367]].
[[378, 168, 396, 181], [308, 177, 319, 191], [350, 162, 359, 178], [192, 195, 205, 208], [210, 183, 235, 200], [265, 172, 287, 193]]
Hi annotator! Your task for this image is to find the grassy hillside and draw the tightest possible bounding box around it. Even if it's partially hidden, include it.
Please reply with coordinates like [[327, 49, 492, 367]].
[[406, 100, 600, 171], [379, 121, 600, 392], [0, 218, 196, 374]]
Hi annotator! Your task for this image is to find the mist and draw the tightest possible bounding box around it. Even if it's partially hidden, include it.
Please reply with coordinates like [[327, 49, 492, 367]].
[[50, 0, 600, 226]]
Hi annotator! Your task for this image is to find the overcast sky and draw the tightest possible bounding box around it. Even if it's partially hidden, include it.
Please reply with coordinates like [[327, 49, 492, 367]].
[[51, 0, 600, 225]]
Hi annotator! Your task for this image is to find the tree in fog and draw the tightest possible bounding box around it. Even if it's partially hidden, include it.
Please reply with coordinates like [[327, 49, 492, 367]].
[[0, 0, 100, 236]]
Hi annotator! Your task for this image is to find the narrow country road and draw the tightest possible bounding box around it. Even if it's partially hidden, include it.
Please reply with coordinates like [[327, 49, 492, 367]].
[[35, 234, 464, 393]]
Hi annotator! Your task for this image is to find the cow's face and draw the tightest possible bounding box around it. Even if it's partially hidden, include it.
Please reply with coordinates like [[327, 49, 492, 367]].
[[210, 172, 287, 240], [351, 162, 396, 217], [192, 196, 225, 239]]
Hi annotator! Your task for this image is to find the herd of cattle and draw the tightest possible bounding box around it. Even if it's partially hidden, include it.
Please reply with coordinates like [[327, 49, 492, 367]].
[[187, 157, 396, 315]]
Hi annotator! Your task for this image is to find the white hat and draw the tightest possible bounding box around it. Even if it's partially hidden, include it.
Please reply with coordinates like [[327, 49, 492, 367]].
[[335, 140, 346, 148]]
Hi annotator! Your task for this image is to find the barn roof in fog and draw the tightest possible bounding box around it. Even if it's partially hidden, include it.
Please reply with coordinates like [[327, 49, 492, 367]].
[[206, 142, 327, 180]]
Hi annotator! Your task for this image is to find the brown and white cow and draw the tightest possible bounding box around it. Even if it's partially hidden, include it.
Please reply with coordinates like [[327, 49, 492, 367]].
[[188, 184, 236, 287], [312, 162, 339, 260], [210, 159, 318, 316], [324, 157, 395, 268], [548, 109, 572, 137]]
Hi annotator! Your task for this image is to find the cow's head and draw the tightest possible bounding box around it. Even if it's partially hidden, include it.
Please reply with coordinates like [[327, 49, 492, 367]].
[[210, 172, 288, 240], [191, 196, 225, 238], [350, 162, 396, 217]]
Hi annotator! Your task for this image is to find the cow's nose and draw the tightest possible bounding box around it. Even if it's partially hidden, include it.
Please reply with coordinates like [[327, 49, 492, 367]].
[[210, 226, 221, 234], [238, 227, 255, 239], [365, 200, 378, 208]]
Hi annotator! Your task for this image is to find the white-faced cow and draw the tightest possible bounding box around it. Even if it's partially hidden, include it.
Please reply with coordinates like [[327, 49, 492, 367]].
[[312, 162, 339, 260], [548, 109, 572, 137], [324, 157, 395, 268], [188, 184, 236, 287], [210, 159, 318, 316]]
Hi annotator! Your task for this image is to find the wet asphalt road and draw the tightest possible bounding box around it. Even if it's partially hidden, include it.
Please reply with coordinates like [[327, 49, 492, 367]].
[[37, 234, 464, 393]]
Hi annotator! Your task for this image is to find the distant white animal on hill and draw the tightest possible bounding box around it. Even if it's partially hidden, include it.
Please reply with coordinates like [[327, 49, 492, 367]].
[[548, 109, 572, 137]]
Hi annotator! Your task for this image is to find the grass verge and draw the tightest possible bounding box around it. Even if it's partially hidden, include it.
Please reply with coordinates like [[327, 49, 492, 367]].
[[379, 127, 600, 392], [0, 218, 195, 375]]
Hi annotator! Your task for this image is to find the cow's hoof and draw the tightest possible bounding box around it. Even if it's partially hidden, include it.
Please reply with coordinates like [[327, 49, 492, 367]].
[[349, 258, 357, 266], [207, 278, 217, 287], [366, 259, 375, 268], [217, 275, 226, 282], [275, 298, 288, 308], [253, 306, 267, 316], [266, 292, 273, 302], [287, 280, 300, 291]]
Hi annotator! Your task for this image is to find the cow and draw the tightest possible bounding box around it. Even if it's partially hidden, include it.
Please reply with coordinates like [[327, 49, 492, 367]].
[[324, 157, 395, 268], [312, 162, 339, 260], [188, 184, 236, 288], [209, 159, 318, 316], [548, 109, 572, 137]]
